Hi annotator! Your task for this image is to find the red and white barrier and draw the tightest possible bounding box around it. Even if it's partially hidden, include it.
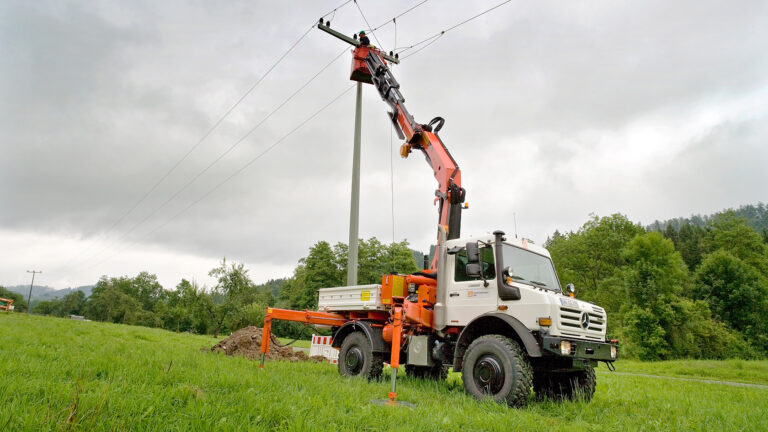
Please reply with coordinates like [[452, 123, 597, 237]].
[[310, 334, 339, 364]]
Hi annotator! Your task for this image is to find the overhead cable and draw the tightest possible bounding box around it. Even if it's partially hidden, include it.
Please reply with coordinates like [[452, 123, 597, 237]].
[[365, 0, 429, 32], [60, 1, 357, 271], [84, 84, 357, 270], [397, 0, 512, 58], [353, 0, 385, 49], [73, 48, 349, 270]]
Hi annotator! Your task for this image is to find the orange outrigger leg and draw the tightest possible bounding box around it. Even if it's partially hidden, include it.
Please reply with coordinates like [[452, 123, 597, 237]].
[[387, 306, 404, 404]]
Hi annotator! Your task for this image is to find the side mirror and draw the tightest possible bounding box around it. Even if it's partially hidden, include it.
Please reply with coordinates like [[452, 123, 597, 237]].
[[466, 263, 482, 278], [465, 242, 480, 264], [566, 283, 575, 297]]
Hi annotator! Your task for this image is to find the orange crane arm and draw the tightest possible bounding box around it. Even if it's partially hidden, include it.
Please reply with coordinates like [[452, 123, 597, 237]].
[[357, 47, 466, 267]]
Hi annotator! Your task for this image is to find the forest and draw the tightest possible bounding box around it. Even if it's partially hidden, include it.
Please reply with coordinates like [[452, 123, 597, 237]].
[[6, 203, 767, 360]]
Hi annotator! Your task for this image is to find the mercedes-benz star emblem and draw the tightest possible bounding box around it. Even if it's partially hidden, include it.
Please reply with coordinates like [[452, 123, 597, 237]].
[[580, 312, 590, 329]]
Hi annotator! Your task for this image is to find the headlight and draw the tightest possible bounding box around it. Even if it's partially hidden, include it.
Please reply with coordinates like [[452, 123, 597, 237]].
[[610, 345, 618, 359], [560, 340, 571, 356]]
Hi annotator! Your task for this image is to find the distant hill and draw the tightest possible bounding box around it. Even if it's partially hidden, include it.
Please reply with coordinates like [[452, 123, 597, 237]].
[[4, 285, 94, 301], [648, 203, 768, 235]]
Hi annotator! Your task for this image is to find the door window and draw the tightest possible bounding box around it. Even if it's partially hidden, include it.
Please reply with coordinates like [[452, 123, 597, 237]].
[[454, 246, 496, 282]]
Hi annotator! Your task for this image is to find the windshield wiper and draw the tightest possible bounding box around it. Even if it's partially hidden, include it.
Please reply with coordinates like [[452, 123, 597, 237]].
[[509, 275, 526, 281], [529, 280, 549, 288]]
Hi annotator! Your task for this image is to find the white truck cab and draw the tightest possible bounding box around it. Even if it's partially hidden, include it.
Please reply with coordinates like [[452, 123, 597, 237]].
[[443, 234, 608, 342]]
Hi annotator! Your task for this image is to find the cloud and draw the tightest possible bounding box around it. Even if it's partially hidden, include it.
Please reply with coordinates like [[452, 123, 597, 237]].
[[1, 0, 767, 289]]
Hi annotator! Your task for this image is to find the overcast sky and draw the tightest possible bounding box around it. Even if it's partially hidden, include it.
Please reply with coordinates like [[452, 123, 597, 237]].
[[1, 0, 767, 291]]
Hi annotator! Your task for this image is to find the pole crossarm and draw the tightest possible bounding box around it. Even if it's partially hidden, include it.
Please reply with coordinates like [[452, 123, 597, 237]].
[[317, 22, 400, 64]]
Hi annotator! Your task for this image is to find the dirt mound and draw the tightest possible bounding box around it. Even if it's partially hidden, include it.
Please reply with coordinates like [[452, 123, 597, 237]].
[[210, 326, 320, 362]]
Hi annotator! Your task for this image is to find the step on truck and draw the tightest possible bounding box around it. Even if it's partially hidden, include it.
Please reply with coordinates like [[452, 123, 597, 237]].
[[259, 21, 618, 407]]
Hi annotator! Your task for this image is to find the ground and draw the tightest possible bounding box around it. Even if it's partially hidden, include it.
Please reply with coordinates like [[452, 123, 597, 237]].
[[1, 313, 767, 431]]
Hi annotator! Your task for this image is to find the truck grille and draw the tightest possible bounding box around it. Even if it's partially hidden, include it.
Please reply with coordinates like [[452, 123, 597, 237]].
[[559, 306, 606, 333]]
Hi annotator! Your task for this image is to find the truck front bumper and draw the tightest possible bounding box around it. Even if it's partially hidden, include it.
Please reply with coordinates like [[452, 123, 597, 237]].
[[541, 336, 618, 362]]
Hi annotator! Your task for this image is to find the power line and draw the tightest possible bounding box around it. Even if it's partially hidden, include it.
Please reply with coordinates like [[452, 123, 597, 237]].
[[60, 1, 357, 271], [85, 84, 357, 271], [365, 0, 429, 33], [60, 28, 313, 269], [323, 0, 354, 20], [72, 48, 349, 271], [70, 0, 513, 275], [354, 0, 385, 50], [397, 0, 512, 58]]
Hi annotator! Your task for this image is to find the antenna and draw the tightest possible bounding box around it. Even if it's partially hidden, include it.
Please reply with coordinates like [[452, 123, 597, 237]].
[[513, 213, 518, 239]]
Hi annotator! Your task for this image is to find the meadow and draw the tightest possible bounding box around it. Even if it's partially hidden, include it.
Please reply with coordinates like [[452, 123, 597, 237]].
[[1, 313, 766, 431]]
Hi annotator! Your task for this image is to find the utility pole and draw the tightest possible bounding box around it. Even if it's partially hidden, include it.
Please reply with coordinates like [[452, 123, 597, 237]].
[[316, 20, 399, 287], [347, 82, 363, 286], [26, 270, 42, 313]]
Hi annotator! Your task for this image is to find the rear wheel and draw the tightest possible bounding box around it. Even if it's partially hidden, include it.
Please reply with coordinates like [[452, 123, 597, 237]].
[[461, 335, 532, 407], [534, 365, 596, 402], [338, 332, 384, 381]]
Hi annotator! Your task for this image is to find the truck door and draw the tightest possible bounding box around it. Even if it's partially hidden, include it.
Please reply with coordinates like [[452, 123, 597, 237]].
[[444, 245, 498, 326]]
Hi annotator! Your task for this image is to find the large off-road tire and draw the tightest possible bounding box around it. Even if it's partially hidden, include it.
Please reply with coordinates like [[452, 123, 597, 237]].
[[534, 365, 596, 402], [461, 335, 532, 407], [338, 332, 384, 381], [405, 364, 447, 381]]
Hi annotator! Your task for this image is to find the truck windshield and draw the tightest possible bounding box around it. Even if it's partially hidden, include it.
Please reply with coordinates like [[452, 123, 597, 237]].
[[502, 245, 561, 292]]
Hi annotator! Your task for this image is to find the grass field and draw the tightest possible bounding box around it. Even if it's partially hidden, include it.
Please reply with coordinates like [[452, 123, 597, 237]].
[[1, 313, 767, 431]]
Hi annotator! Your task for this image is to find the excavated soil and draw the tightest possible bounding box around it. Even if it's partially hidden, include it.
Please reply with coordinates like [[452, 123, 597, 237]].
[[209, 326, 322, 362]]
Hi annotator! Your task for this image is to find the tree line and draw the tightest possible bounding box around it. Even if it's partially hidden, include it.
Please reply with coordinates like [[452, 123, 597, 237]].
[[546, 210, 768, 360], [10, 207, 767, 360], [14, 238, 419, 339]]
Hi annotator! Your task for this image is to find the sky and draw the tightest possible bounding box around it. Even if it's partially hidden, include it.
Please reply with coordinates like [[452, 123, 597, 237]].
[[1, 0, 767, 291]]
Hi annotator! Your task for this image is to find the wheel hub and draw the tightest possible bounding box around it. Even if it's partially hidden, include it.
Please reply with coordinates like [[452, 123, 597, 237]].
[[474, 354, 504, 394], [345, 346, 363, 374]]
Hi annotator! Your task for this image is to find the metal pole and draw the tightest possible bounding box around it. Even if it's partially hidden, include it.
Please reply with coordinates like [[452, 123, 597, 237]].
[[26, 270, 41, 313], [347, 82, 363, 286]]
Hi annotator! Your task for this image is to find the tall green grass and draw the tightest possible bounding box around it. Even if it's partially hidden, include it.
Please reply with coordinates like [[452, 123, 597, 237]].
[[1, 313, 766, 431]]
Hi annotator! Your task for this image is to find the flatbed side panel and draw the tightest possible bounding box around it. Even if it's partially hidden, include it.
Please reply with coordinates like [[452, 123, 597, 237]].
[[318, 284, 384, 311]]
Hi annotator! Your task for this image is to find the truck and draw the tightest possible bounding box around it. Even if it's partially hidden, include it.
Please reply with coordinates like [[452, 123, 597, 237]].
[[0, 297, 14, 311], [259, 22, 618, 407]]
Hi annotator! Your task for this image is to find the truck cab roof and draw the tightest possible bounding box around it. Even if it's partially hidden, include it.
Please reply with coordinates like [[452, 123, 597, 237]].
[[445, 233, 552, 259]]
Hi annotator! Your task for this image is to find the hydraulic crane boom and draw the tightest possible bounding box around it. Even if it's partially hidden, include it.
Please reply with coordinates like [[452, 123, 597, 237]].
[[362, 51, 466, 251], [318, 21, 466, 269]]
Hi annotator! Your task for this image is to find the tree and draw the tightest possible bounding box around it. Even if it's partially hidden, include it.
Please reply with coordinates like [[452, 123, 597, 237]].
[[60, 290, 86, 316], [84, 287, 142, 324], [619, 232, 688, 360], [33, 299, 63, 316], [281, 238, 420, 311], [207, 259, 258, 337], [546, 214, 644, 314], [85, 273, 166, 326], [703, 212, 768, 275], [622, 232, 687, 308], [131, 272, 167, 311], [619, 232, 754, 359], [676, 223, 706, 270], [693, 251, 768, 353]]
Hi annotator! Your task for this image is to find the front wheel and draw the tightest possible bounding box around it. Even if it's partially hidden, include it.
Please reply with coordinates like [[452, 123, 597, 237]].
[[461, 335, 532, 407], [534, 365, 596, 402], [337, 332, 384, 381]]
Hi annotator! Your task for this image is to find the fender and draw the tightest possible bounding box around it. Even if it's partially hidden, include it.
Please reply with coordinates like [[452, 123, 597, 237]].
[[453, 313, 542, 372], [331, 320, 388, 354]]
